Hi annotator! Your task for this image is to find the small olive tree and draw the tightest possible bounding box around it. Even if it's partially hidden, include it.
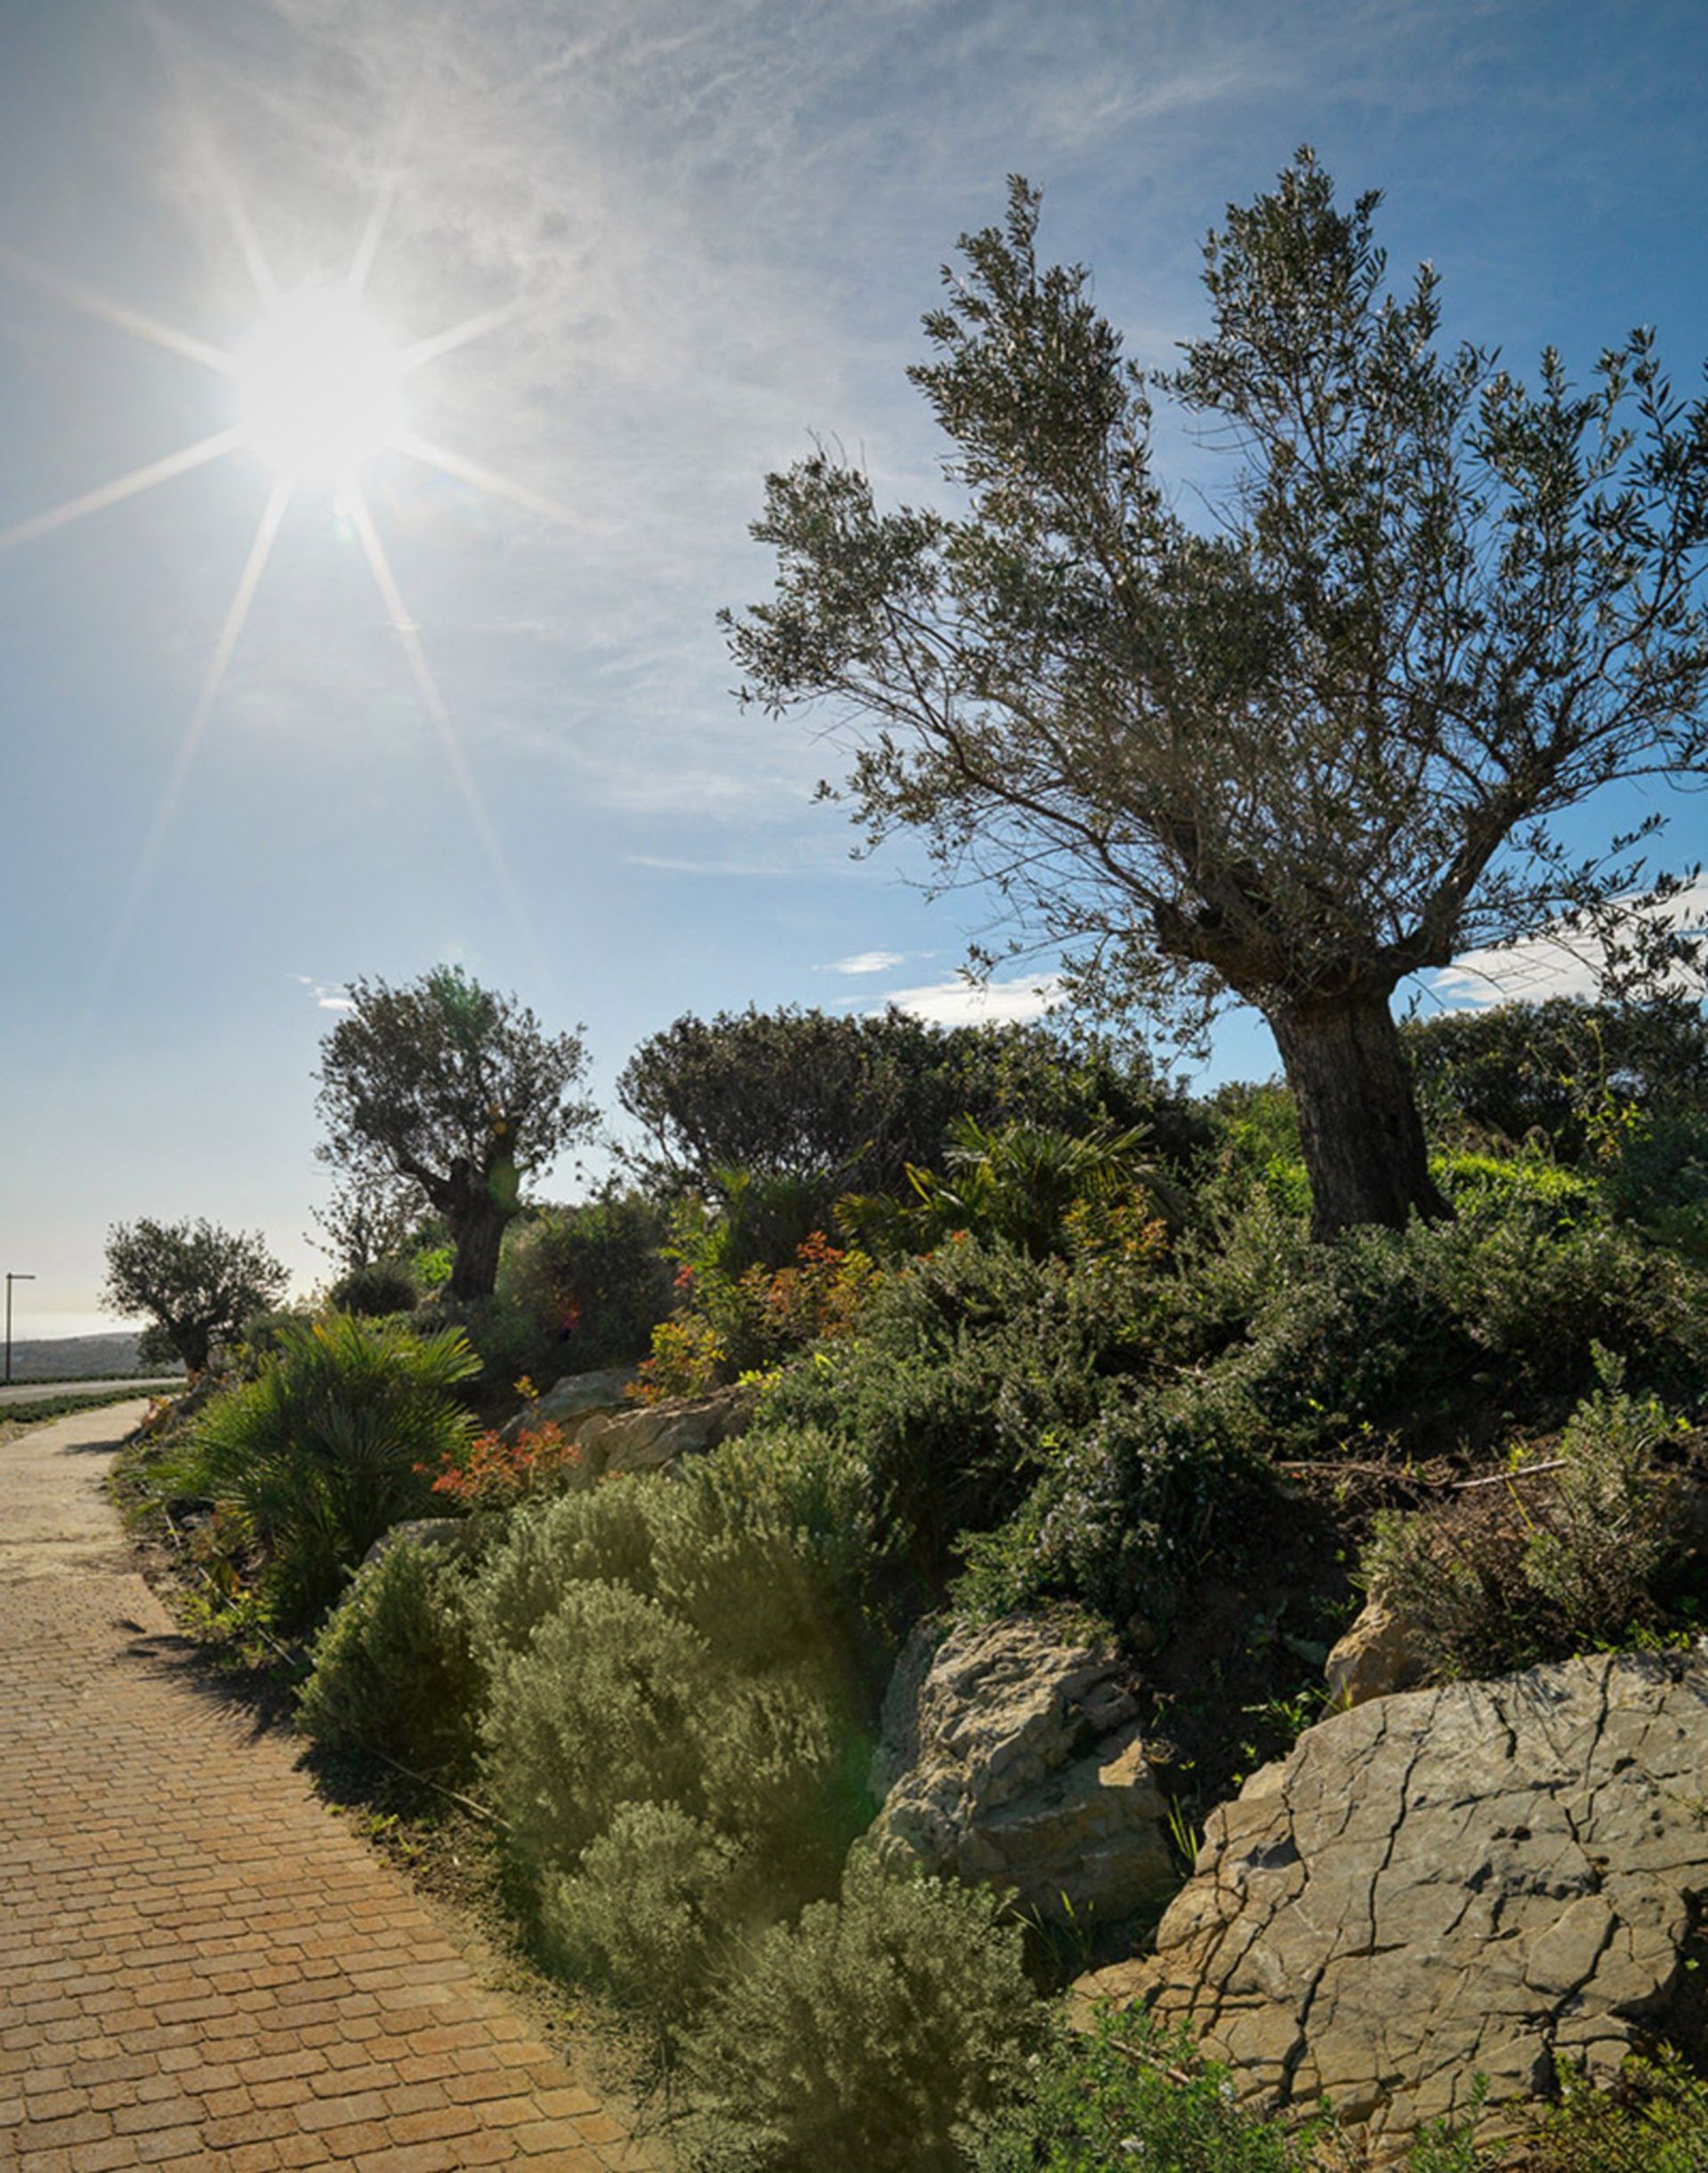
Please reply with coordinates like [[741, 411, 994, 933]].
[[728, 153, 1708, 1235], [102, 1217, 288, 1374], [315, 966, 596, 1300]]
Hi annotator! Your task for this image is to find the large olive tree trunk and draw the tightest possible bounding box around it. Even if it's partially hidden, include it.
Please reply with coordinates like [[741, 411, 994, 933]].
[[1266, 987, 1451, 1240], [447, 1200, 510, 1300]]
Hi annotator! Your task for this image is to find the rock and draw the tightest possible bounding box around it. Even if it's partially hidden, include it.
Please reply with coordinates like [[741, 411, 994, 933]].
[[866, 1614, 1174, 1926], [1077, 1650, 1708, 2161], [1324, 1598, 1424, 1709], [497, 1366, 638, 1442], [575, 1385, 753, 1477]]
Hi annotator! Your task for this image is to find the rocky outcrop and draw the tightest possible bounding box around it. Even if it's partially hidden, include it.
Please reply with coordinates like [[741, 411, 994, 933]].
[[496, 1367, 637, 1442], [1076, 1649, 1708, 2161], [497, 1367, 751, 1476], [1324, 1598, 1424, 1710], [575, 1388, 753, 1477], [866, 1614, 1174, 1926]]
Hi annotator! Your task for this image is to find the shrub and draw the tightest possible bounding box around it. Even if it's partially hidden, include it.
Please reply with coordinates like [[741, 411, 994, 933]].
[[297, 1539, 484, 1777], [839, 1115, 1176, 1263], [1403, 996, 1708, 1162], [965, 2001, 1320, 2173], [616, 1003, 1185, 1198], [499, 1193, 674, 1370], [413, 1292, 553, 1390], [328, 1260, 419, 1317], [635, 1227, 877, 1400], [153, 1313, 478, 1628], [756, 1236, 1144, 1567], [425, 1421, 592, 1512], [1360, 1365, 1688, 1680], [955, 1395, 1257, 1635], [1530, 2051, 1708, 2172], [543, 1802, 745, 2049], [682, 1858, 1043, 2173], [481, 1578, 714, 1869], [464, 1481, 665, 1662]]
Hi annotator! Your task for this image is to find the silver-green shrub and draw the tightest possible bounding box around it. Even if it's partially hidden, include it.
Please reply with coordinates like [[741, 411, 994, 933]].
[[682, 1857, 1043, 2173], [297, 1538, 483, 1777], [543, 1801, 744, 2046]]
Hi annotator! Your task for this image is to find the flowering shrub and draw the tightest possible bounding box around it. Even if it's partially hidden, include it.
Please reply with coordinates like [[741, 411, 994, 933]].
[[427, 1420, 590, 1512], [633, 1232, 877, 1403]]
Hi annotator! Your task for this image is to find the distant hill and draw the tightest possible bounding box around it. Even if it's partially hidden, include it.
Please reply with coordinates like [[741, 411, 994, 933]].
[[3, 1332, 184, 1383]]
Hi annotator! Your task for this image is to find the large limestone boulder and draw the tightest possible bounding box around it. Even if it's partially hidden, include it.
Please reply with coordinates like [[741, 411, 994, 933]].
[[866, 1614, 1174, 1926], [1077, 1648, 1708, 2161]]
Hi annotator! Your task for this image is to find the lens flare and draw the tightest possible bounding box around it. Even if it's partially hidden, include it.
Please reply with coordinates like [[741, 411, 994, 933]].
[[234, 286, 404, 486]]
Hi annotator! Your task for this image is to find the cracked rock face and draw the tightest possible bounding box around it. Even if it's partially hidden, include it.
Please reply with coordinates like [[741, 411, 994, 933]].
[[866, 1614, 1174, 1925], [1078, 1651, 1708, 2160]]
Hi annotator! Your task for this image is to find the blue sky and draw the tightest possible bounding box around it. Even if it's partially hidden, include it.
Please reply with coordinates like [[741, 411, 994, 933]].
[[4, 0, 1707, 1331]]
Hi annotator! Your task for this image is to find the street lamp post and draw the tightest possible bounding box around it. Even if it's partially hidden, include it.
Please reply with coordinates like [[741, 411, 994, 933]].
[[4, 1273, 36, 1387]]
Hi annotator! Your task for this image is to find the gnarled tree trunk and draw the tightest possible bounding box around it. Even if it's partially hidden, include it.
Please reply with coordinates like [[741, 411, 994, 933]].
[[1266, 986, 1451, 1240], [447, 1199, 510, 1300]]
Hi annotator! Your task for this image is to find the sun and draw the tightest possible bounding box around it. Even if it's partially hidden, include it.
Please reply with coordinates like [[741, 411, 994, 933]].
[[234, 286, 405, 487]]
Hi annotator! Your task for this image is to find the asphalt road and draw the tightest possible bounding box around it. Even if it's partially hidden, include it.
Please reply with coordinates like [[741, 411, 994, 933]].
[[0, 1375, 183, 1409]]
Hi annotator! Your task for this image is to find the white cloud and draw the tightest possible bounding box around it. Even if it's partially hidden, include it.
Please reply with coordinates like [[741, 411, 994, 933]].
[[821, 949, 906, 975], [882, 972, 1062, 1026], [293, 973, 355, 1012], [1430, 883, 1708, 1009]]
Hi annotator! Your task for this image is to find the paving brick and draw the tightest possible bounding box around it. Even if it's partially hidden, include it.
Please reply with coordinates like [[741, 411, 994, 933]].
[[2, 1423, 649, 2173]]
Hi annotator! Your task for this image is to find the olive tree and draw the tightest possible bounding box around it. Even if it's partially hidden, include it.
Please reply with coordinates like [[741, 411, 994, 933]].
[[102, 1217, 287, 1374], [727, 154, 1708, 1235], [316, 966, 596, 1300]]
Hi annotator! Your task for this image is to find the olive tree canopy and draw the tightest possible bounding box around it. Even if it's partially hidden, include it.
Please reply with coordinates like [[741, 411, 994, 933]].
[[727, 153, 1708, 1235], [316, 966, 596, 1300], [102, 1217, 287, 1375]]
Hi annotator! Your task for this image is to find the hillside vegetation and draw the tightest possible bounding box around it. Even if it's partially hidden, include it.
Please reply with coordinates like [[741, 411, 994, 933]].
[[120, 992, 1708, 2171]]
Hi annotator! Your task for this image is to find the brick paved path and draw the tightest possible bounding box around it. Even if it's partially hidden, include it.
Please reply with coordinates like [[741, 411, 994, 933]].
[[0, 1404, 649, 2172]]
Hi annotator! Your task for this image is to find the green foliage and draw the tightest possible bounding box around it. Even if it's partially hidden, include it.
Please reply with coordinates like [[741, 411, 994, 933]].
[[328, 1260, 419, 1317], [1603, 1107, 1708, 1259], [297, 1538, 484, 1776], [1529, 2053, 1708, 2172], [101, 1216, 289, 1376], [841, 1115, 1178, 1262], [966, 2003, 1319, 2173], [756, 1236, 1144, 1567], [682, 1858, 1043, 2173], [316, 965, 597, 1300], [543, 1801, 744, 2043], [481, 1578, 715, 1867], [472, 1438, 880, 1879], [498, 1192, 673, 1370], [954, 1396, 1254, 1634], [1361, 1364, 1688, 1679], [153, 1313, 479, 1629], [637, 1228, 877, 1400], [1404, 998, 1708, 1162], [616, 1004, 1188, 1199]]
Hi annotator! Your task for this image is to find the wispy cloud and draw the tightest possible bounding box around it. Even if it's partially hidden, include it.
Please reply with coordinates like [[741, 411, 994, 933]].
[[1430, 883, 1708, 1009], [882, 971, 1062, 1026], [820, 948, 906, 975], [291, 972, 354, 1013]]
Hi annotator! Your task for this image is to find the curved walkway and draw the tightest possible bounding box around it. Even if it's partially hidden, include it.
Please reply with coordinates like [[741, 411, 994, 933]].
[[0, 1403, 647, 2172]]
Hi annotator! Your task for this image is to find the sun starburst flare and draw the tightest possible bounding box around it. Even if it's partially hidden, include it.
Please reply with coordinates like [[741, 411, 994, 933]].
[[2, 178, 560, 999]]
